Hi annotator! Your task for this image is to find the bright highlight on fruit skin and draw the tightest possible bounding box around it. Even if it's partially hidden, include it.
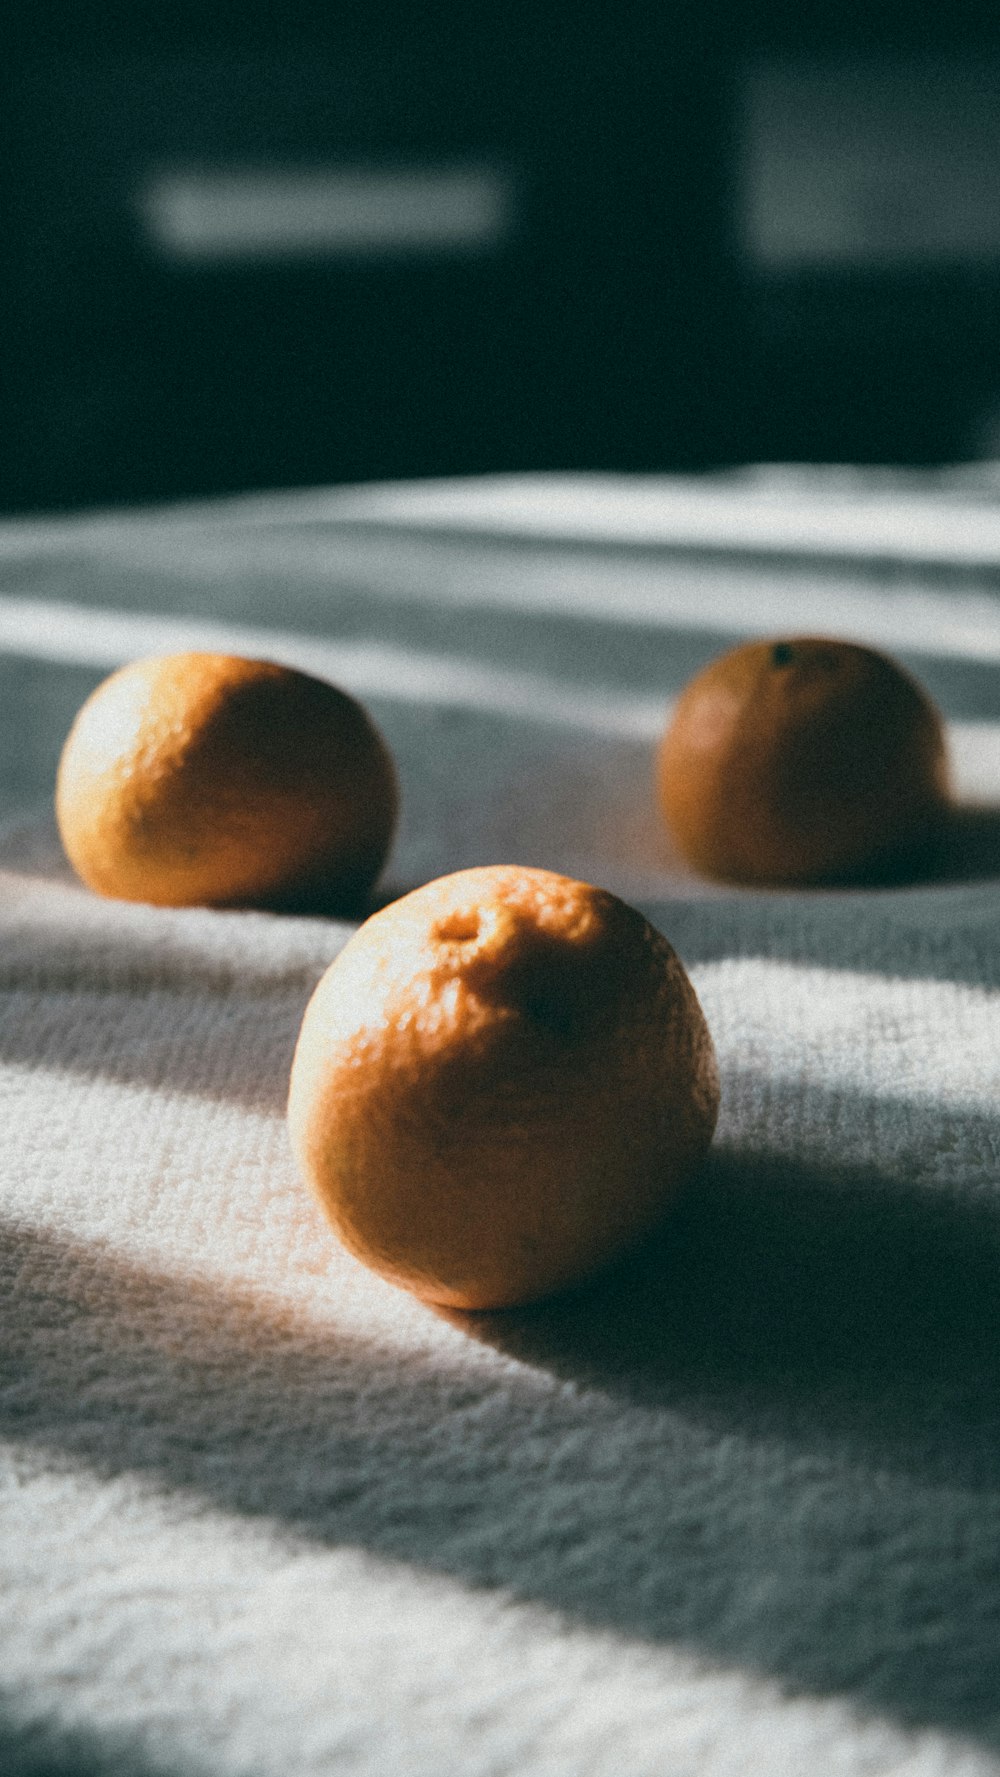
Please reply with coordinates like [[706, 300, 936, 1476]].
[[657, 637, 952, 886], [287, 865, 720, 1312], [55, 652, 399, 911]]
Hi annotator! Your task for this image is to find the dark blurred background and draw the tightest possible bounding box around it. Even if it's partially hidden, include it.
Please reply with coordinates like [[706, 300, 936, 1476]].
[[5, 1, 1000, 512]]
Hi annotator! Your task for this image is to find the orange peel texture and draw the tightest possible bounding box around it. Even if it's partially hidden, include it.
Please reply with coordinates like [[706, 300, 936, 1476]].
[[55, 652, 398, 911], [657, 637, 950, 885], [287, 865, 720, 1310]]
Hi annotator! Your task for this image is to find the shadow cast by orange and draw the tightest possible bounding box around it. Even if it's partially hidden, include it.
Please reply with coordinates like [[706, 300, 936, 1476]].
[[916, 802, 1000, 884], [443, 1144, 1000, 1489], [3, 1153, 1000, 1747]]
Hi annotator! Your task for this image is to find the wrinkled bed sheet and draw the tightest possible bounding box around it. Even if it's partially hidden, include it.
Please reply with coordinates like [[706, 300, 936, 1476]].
[[1, 468, 998, 1777]]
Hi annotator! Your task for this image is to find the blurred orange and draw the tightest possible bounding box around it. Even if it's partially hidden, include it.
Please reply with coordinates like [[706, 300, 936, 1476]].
[[56, 652, 398, 910], [657, 637, 950, 885]]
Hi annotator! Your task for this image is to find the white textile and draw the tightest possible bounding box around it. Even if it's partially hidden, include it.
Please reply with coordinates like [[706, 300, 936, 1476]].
[[1, 470, 999, 1776]]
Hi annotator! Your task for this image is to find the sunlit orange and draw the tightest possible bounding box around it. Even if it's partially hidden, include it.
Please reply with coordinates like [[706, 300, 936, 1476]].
[[56, 652, 398, 910], [288, 865, 720, 1310]]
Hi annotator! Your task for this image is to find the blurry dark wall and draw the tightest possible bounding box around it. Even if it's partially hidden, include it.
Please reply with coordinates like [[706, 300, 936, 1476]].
[[738, 0, 1000, 469], [4, 2, 1000, 511], [0, 5, 733, 511]]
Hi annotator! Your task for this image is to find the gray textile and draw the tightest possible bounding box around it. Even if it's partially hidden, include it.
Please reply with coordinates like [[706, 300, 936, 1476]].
[[1, 470, 999, 1776]]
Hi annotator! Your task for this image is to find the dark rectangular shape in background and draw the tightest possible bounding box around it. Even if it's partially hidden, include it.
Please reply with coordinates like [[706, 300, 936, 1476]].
[[0, 8, 732, 511]]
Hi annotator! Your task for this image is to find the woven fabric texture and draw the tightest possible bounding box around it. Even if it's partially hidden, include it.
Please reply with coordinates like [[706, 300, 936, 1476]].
[[1, 471, 999, 1776]]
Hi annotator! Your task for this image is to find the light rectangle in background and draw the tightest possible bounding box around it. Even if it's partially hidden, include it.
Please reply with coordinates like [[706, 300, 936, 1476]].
[[140, 163, 516, 263], [742, 58, 1000, 269]]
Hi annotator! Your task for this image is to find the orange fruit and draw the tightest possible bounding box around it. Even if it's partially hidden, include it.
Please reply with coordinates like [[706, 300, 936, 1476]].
[[657, 637, 950, 885], [55, 652, 398, 910], [287, 864, 719, 1310]]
